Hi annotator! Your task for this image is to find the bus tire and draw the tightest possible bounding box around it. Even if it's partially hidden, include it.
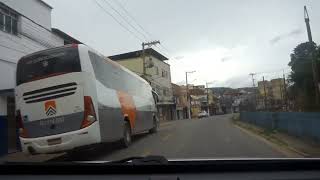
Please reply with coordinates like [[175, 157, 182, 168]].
[[149, 116, 158, 134], [120, 121, 132, 148]]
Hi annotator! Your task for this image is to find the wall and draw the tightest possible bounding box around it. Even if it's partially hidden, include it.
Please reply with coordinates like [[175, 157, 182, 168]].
[[116, 57, 143, 75], [0, 0, 64, 155], [1, 0, 52, 29], [116, 55, 173, 103], [240, 112, 320, 142], [146, 57, 172, 102], [271, 79, 284, 100], [0, 96, 7, 156], [0, 0, 64, 90]]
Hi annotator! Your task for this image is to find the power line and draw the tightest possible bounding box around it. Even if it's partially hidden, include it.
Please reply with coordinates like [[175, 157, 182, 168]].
[[101, 0, 148, 41], [113, 0, 153, 39], [256, 67, 291, 75], [93, 0, 144, 42], [112, 0, 173, 59]]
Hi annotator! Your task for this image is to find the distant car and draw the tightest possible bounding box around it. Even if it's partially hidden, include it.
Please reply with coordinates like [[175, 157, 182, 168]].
[[198, 111, 209, 118]]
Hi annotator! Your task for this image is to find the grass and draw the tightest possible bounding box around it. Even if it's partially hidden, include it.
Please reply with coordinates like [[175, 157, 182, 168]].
[[232, 119, 289, 148]]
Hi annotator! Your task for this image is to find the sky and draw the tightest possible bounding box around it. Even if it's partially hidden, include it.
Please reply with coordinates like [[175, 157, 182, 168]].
[[44, 0, 320, 88]]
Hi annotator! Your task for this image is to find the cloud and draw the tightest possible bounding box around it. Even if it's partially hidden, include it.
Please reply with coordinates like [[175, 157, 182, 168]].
[[270, 29, 303, 45], [221, 56, 232, 62], [174, 56, 184, 60]]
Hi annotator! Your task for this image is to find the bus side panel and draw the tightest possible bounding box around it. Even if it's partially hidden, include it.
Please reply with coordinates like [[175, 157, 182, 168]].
[[96, 81, 124, 142], [98, 106, 123, 142], [135, 111, 153, 132], [133, 96, 154, 133]]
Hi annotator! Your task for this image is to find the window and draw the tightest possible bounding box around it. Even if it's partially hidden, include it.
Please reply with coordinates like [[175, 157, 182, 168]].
[[156, 85, 161, 95], [163, 88, 169, 96], [161, 70, 168, 78], [16, 47, 81, 85], [0, 4, 18, 35], [155, 66, 159, 75], [0, 13, 3, 30], [162, 69, 166, 77]]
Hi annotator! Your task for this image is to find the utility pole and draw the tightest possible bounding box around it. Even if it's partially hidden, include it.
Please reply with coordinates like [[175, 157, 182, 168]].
[[249, 73, 257, 110], [283, 70, 287, 111], [263, 76, 267, 110], [304, 6, 320, 106], [206, 82, 214, 115], [186, 71, 195, 119], [249, 73, 256, 87], [142, 40, 160, 76]]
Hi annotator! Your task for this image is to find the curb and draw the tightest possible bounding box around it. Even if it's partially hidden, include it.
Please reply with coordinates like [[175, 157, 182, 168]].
[[233, 121, 305, 158]]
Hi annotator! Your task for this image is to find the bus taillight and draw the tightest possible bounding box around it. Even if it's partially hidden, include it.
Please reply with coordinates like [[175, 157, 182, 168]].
[[81, 96, 97, 129], [16, 110, 28, 138]]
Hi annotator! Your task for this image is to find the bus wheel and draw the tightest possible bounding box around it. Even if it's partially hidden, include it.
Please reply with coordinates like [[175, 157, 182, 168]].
[[120, 121, 132, 148], [149, 117, 158, 134]]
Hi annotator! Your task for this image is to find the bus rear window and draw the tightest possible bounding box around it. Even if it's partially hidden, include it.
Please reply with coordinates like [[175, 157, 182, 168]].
[[16, 47, 81, 85]]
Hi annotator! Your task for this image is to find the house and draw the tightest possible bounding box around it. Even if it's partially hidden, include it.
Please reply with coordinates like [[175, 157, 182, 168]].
[[109, 48, 175, 121], [172, 83, 188, 119], [257, 78, 285, 110], [0, 0, 81, 155], [189, 85, 206, 117]]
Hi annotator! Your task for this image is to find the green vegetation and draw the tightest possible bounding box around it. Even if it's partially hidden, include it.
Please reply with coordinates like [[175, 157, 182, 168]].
[[288, 42, 320, 111]]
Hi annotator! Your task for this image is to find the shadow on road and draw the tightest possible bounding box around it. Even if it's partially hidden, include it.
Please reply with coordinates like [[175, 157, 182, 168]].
[[49, 132, 151, 162]]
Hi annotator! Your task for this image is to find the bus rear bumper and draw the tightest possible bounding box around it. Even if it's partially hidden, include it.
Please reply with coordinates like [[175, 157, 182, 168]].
[[19, 122, 100, 155]]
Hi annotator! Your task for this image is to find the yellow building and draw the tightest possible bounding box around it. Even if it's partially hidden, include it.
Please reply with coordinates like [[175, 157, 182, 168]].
[[257, 78, 285, 110], [270, 78, 285, 101], [109, 48, 175, 121]]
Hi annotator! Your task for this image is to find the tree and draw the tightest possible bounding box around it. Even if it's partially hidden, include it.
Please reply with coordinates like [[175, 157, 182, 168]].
[[288, 42, 319, 111]]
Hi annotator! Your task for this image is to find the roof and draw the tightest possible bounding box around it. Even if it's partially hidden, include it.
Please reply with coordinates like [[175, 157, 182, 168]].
[[109, 48, 169, 61], [38, 0, 53, 9], [52, 28, 82, 44]]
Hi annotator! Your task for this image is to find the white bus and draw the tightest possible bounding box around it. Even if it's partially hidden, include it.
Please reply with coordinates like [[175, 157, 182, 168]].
[[15, 44, 159, 155]]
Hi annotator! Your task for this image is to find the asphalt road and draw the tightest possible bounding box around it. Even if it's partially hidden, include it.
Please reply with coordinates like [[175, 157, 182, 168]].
[[54, 114, 285, 161]]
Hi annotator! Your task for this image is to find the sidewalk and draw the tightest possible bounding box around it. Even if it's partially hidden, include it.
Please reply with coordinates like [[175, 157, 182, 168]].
[[233, 120, 320, 158], [1, 151, 65, 163]]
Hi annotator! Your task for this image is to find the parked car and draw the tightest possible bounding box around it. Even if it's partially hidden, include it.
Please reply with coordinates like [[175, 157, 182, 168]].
[[198, 111, 209, 118]]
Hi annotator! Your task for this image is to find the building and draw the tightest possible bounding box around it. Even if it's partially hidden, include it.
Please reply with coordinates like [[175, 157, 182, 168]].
[[52, 28, 82, 45], [189, 85, 206, 117], [172, 84, 188, 119], [0, 0, 81, 155], [109, 48, 175, 121], [206, 88, 219, 115], [257, 78, 285, 110]]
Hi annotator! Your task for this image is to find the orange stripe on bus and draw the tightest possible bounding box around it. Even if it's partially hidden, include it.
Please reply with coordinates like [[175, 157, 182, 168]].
[[117, 91, 137, 128]]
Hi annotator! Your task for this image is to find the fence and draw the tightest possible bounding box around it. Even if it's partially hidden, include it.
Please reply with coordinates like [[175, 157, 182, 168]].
[[240, 112, 320, 142]]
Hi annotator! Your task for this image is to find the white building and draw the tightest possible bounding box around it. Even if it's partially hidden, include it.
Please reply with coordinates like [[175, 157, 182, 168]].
[[0, 0, 80, 154]]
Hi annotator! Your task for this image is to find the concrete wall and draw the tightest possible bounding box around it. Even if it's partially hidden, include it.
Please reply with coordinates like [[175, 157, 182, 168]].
[[0, 0, 64, 90], [240, 112, 320, 142], [0, 0, 64, 155], [116, 57, 143, 75], [1, 0, 52, 29]]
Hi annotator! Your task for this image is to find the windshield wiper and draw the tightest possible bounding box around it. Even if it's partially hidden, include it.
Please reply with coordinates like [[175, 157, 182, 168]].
[[105, 155, 168, 165]]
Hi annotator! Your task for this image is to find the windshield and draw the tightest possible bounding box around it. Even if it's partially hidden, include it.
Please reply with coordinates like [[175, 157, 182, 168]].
[[16, 47, 81, 85], [1, 0, 320, 164]]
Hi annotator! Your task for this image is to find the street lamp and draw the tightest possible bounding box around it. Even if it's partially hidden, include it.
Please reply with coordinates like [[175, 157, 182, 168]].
[[206, 81, 214, 115], [186, 71, 196, 119]]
